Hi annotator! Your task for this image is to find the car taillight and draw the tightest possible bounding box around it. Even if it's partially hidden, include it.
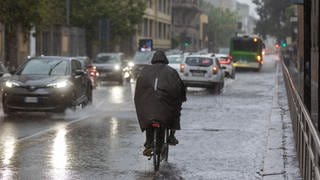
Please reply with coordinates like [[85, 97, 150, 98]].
[[212, 66, 219, 74], [180, 64, 185, 73], [219, 59, 231, 65]]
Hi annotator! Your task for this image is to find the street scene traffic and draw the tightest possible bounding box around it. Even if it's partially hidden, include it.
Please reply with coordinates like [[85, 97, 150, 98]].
[[0, 54, 300, 179], [0, 0, 319, 179]]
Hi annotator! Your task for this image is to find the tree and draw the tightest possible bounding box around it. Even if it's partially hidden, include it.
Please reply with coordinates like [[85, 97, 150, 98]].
[[253, 0, 295, 40], [0, 0, 56, 67], [68, 0, 146, 52], [201, 2, 239, 52]]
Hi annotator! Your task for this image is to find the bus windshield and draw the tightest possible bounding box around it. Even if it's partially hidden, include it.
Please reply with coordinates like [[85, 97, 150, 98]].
[[233, 38, 259, 52]]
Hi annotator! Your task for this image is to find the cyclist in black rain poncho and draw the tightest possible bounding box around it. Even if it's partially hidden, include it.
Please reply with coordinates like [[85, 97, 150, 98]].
[[134, 50, 186, 156]]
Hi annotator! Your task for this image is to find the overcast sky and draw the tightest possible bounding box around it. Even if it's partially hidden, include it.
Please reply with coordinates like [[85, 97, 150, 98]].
[[237, 0, 258, 18]]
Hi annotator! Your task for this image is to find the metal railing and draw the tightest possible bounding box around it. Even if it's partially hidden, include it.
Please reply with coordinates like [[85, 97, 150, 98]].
[[282, 60, 320, 180]]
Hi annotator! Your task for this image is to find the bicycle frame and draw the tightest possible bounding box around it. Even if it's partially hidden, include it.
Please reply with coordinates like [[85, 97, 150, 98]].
[[151, 121, 169, 171]]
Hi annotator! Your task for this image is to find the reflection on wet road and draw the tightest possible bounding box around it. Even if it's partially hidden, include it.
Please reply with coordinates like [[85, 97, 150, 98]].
[[0, 56, 298, 179]]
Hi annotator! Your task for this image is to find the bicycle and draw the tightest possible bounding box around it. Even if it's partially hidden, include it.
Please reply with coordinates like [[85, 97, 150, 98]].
[[149, 120, 169, 171]]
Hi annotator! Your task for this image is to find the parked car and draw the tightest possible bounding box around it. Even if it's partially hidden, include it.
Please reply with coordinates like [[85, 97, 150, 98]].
[[93, 53, 125, 85], [1, 56, 92, 115], [180, 54, 224, 93], [76, 56, 98, 88], [215, 53, 236, 79], [166, 54, 184, 72], [131, 51, 155, 80]]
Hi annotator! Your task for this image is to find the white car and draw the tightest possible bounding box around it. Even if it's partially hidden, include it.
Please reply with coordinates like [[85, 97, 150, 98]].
[[215, 53, 236, 79], [180, 54, 224, 93], [167, 54, 183, 72]]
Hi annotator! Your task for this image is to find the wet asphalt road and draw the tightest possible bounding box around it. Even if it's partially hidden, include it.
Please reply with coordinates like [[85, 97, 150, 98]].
[[0, 55, 297, 179]]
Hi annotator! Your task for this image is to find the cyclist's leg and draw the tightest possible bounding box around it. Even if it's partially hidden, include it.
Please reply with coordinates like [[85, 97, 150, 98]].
[[143, 128, 153, 156], [168, 129, 179, 145], [144, 128, 153, 147]]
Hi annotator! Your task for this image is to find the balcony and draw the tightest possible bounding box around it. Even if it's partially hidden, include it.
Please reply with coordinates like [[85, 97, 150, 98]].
[[172, 0, 201, 12]]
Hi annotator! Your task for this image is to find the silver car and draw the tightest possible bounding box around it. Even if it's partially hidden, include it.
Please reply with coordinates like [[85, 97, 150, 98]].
[[215, 53, 236, 79], [167, 54, 183, 72], [180, 54, 224, 93]]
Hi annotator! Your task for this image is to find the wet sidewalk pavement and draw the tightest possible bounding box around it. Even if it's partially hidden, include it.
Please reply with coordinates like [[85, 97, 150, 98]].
[[260, 62, 301, 180]]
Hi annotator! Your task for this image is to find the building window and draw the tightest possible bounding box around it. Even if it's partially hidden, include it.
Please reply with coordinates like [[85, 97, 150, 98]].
[[143, 19, 148, 37], [146, 0, 152, 8], [138, 23, 143, 36], [158, 22, 162, 39], [149, 20, 153, 37]]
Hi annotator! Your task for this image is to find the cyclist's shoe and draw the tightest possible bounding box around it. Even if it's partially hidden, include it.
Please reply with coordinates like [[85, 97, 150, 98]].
[[143, 147, 153, 156], [143, 144, 152, 156], [167, 135, 179, 145]]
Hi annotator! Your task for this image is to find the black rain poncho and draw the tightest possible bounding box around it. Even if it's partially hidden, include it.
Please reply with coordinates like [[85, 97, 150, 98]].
[[134, 52, 186, 132]]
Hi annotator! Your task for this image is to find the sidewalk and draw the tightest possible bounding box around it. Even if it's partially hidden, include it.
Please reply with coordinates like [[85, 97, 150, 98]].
[[261, 62, 301, 180]]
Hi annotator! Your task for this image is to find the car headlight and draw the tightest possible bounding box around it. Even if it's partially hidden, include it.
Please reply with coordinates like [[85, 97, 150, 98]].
[[128, 62, 134, 67], [5, 80, 21, 88], [47, 80, 71, 88], [114, 64, 121, 71]]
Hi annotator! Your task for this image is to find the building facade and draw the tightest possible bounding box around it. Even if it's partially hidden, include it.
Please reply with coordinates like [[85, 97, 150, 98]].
[[204, 0, 236, 11], [135, 0, 172, 51], [172, 0, 207, 51], [0, 23, 4, 61], [290, 0, 319, 129]]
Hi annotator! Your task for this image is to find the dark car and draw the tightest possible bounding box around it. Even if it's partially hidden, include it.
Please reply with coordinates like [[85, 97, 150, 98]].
[[131, 51, 155, 80], [93, 52, 125, 85], [1, 56, 92, 115]]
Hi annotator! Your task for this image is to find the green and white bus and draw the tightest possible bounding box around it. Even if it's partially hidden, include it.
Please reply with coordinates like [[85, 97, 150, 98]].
[[229, 35, 265, 71]]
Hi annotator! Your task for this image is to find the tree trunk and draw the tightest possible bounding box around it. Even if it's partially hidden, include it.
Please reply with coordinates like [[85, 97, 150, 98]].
[[5, 25, 18, 71]]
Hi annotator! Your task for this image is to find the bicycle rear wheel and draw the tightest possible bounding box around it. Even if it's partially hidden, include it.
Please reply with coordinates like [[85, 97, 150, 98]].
[[162, 129, 169, 161], [153, 128, 161, 171]]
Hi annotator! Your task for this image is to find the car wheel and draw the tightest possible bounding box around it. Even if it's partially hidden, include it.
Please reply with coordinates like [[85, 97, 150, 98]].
[[231, 70, 236, 79], [69, 91, 77, 111], [2, 97, 14, 115], [118, 76, 124, 85], [3, 104, 14, 115], [218, 82, 224, 94], [86, 86, 93, 105]]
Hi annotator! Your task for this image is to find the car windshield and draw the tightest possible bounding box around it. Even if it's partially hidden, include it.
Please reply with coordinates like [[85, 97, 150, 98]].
[[77, 57, 89, 68], [185, 57, 213, 67], [94, 54, 120, 64], [18, 59, 68, 75], [167, 56, 183, 64], [133, 51, 153, 63]]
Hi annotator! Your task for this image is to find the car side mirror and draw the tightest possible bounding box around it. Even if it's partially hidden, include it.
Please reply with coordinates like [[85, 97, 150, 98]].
[[75, 69, 85, 76]]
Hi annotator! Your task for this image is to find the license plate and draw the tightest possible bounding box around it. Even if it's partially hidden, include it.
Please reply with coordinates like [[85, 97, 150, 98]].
[[24, 97, 38, 103], [192, 72, 204, 77], [100, 73, 107, 77]]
